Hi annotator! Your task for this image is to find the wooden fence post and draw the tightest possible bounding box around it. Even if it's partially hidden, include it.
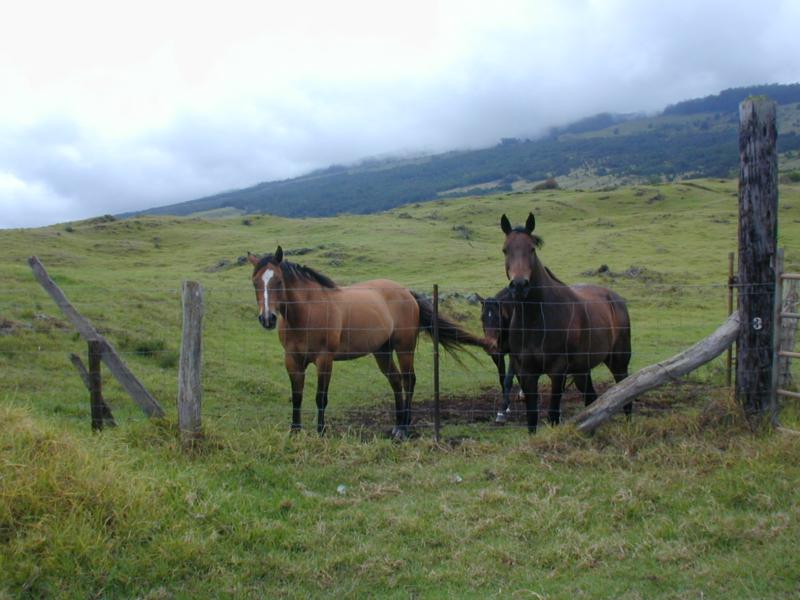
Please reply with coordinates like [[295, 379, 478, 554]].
[[736, 97, 779, 422], [70, 350, 116, 428], [89, 340, 105, 431], [432, 284, 441, 443], [178, 281, 204, 446]]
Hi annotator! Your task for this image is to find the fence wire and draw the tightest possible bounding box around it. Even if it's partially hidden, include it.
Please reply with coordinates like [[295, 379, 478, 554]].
[[1, 280, 797, 435]]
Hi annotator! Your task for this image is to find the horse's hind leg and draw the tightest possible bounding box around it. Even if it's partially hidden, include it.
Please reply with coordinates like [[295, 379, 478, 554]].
[[607, 348, 632, 417], [314, 353, 333, 435], [574, 372, 598, 407], [286, 353, 306, 432], [396, 350, 416, 436], [374, 345, 405, 439], [547, 373, 566, 425]]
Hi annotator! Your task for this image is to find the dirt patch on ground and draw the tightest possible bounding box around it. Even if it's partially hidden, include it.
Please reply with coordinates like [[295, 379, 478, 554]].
[[337, 380, 717, 437]]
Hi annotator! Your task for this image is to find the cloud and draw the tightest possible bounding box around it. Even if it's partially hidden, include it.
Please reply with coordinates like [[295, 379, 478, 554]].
[[1, 0, 799, 228]]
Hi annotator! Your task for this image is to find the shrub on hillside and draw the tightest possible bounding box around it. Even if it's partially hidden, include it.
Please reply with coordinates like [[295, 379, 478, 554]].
[[533, 177, 559, 191]]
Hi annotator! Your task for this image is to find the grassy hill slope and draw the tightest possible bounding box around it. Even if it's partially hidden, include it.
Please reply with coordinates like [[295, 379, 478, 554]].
[[2, 181, 800, 597], [124, 84, 800, 219]]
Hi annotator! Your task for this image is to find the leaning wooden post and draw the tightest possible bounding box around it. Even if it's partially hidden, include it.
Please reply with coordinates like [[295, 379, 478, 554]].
[[736, 97, 779, 423], [432, 284, 441, 443], [178, 281, 204, 447], [28, 256, 165, 418]]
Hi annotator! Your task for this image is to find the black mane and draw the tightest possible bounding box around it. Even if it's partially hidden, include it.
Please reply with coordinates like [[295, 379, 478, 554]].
[[254, 254, 337, 289]]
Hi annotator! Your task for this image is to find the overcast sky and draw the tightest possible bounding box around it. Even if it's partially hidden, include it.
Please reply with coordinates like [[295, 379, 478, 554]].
[[1, 0, 798, 228]]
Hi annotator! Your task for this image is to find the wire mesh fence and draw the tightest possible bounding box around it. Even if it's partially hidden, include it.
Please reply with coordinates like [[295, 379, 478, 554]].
[[4, 271, 797, 438]]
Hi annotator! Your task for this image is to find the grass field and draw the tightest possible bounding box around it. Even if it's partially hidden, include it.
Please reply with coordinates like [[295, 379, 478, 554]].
[[2, 179, 800, 598]]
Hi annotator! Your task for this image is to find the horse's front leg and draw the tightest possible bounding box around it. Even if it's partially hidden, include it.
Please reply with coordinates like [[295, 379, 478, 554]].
[[285, 353, 306, 432], [517, 371, 541, 433], [396, 351, 416, 439], [548, 373, 566, 425], [492, 353, 509, 424], [314, 353, 333, 435]]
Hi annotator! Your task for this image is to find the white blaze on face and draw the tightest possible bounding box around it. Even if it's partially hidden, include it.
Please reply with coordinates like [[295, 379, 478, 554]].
[[261, 269, 274, 316]]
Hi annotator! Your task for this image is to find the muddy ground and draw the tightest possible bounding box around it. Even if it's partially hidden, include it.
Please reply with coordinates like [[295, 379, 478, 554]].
[[335, 379, 719, 437]]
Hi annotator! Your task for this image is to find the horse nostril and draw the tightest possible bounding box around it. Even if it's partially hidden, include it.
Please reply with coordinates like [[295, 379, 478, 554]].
[[510, 277, 529, 298]]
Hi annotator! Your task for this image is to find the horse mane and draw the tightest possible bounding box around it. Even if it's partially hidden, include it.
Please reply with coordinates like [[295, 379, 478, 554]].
[[254, 254, 338, 289], [511, 226, 544, 248], [543, 265, 567, 286]]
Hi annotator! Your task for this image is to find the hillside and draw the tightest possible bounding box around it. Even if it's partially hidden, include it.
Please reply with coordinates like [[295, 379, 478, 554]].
[[3, 180, 800, 596], [124, 84, 800, 219]]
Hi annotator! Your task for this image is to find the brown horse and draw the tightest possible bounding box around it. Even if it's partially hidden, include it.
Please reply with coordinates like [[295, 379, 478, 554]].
[[477, 287, 521, 423], [501, 213, 631, 432], [248, 246, 485, 438]]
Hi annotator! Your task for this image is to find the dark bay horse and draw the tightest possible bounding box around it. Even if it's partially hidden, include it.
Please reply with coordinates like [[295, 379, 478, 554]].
[[477, 287, 521, 424], [501, 213, 631, 432], [248, 247, 486, 439]]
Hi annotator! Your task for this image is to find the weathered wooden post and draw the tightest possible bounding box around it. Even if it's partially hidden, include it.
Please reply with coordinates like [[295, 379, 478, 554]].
[[178, 281, 204, 447], [88, 340, 105, 431], [70, 347, 116, 429], [432, 284, 441, 443], [736, 97, 779, 422]]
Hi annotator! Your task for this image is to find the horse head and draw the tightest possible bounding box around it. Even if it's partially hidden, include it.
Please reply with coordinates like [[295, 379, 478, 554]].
[[500, 212, 543, 300], [247, 245, 285, 330], [478, 295, 504, 354]]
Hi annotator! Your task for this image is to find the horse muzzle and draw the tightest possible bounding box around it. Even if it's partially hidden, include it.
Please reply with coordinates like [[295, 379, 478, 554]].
[[259, 312, 278, 330], [509, 277, 530, 300]]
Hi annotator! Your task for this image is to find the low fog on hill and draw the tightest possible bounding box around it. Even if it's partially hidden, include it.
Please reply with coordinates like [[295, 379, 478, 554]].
[[1, 0, 799, 228]]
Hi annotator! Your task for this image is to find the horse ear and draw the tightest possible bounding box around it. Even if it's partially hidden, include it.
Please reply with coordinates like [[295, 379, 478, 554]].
[[475, 293, 485, 305], [274, 245, 283, 264], [525, 212, 536, 234], [500, 214, 512, 235], [246, 252, 260, 266]]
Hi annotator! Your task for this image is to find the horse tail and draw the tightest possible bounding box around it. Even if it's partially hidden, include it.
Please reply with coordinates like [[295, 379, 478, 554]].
[[411, 291, 488, 357]]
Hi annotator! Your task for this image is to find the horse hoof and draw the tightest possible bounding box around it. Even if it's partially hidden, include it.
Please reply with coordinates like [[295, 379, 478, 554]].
[[391, 427, 409, 442], [290, 425, 302, 434], [495, 412, 507, 425]]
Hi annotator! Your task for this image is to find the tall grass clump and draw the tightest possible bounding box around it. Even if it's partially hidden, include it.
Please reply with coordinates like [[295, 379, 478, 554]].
[[0, 405, 174, 597]]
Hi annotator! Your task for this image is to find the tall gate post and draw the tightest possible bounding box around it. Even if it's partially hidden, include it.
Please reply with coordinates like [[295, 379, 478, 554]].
[[736, 97, 779, 422]]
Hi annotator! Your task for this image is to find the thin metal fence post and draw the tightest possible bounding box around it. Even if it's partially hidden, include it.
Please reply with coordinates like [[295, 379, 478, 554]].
[[726, 251, 734, 388], [433, 284, 441, 443]]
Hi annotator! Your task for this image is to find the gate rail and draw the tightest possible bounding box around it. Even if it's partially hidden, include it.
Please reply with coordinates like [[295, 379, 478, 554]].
[[773, 248, 800, 402]]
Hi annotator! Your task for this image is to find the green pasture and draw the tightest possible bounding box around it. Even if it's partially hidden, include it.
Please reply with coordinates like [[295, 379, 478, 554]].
[[1, 179, 799, 598]]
